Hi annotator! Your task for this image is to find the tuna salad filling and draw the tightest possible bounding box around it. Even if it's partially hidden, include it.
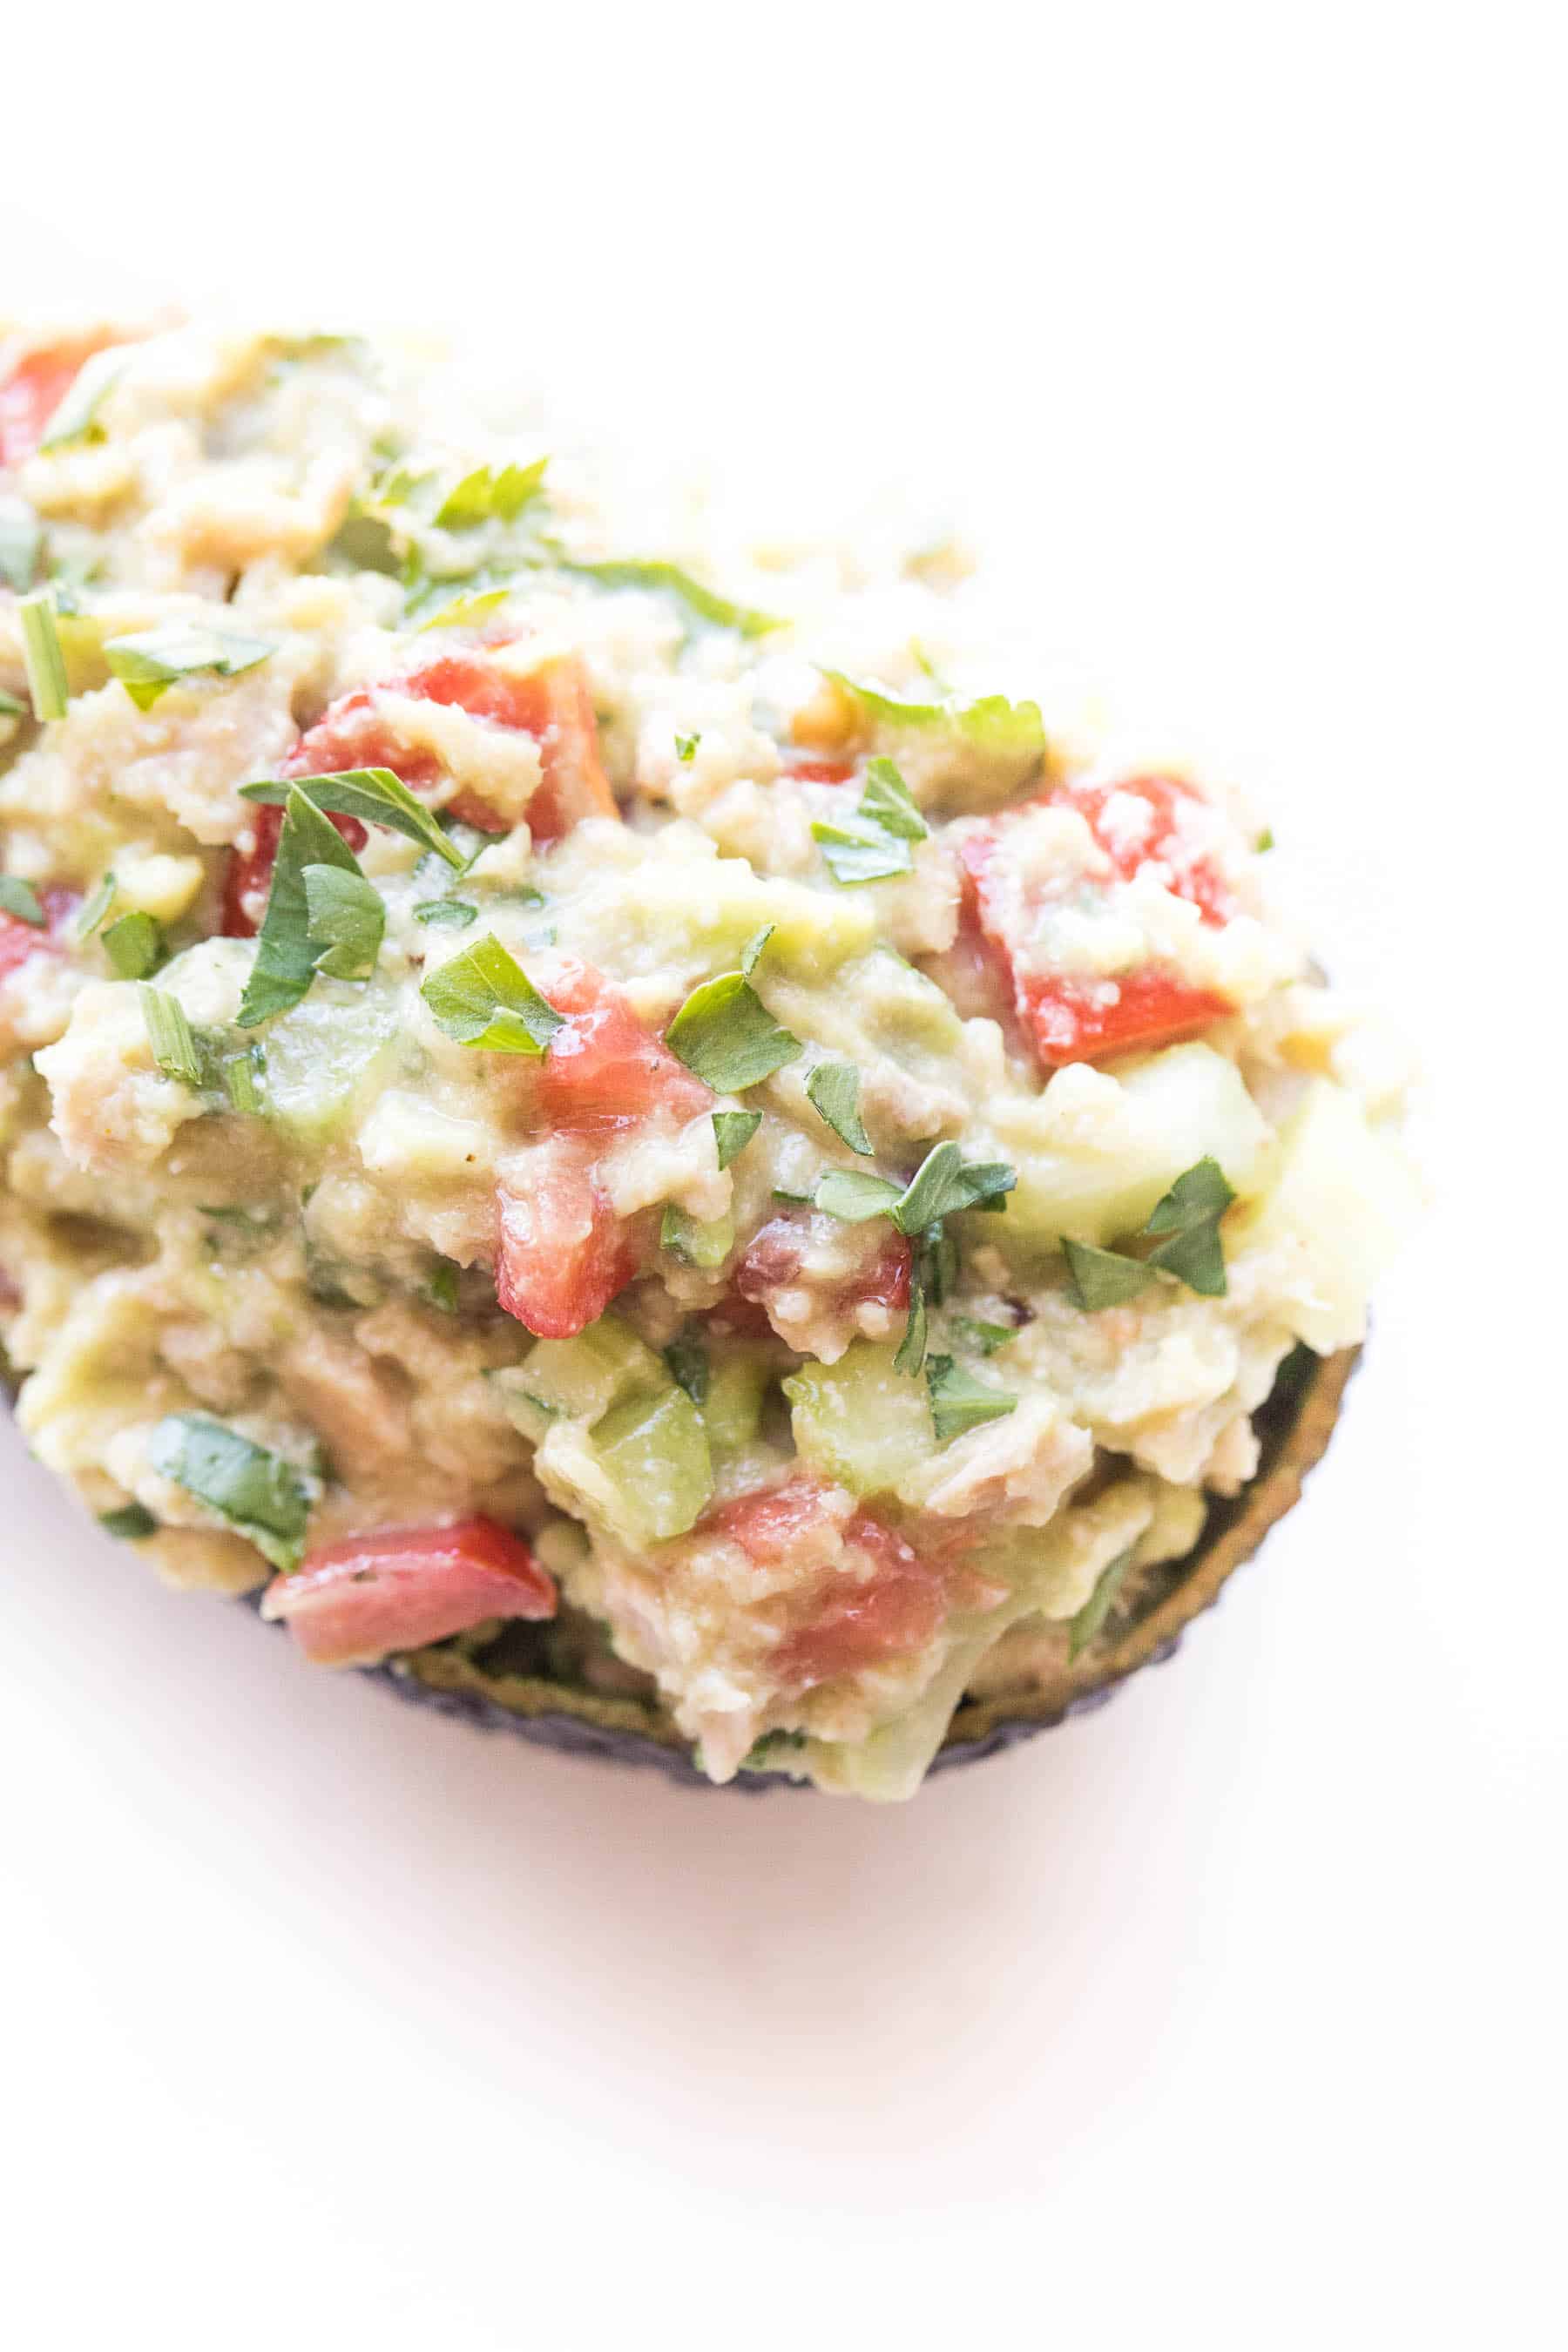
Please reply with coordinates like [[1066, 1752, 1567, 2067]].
[[0, 322, 1418, 1797]]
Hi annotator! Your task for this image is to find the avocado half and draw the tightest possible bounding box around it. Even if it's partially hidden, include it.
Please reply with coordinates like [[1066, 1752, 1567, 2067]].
[[365, 1342, 1359, 1790]]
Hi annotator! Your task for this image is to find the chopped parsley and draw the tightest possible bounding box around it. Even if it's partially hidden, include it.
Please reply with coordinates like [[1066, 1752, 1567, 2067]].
[[666, 971, 801, 1092], [413, 898, 479, 929], [241, 766, 467, 871], [98, 1503, 158, 1541], [560, 556, 783, 639], [102, 910, 166, 979], [815, 1139, 1014, 1234], [147, 1412, 314, 1572], [235, 786, 368, 1028], [74, 875, 118, 938], [103, 625, 274, 712], [675, 732, 700, 763], [0, 876, 46, 928], [856, 757, 927, 841], [925, 1354, 1017, 1445], [805, 1061, 873, 1157], [1064, 1157, 1238, 1308], [419, 932, 564, 1055], [434, 458, 548, 531], [712, 1109, 761, 1168], [301, 864, 384, 983]]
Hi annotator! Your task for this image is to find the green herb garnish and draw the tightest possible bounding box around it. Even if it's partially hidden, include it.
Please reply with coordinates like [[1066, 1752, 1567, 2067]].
[[666, 971, 801, 1092], [434, 459, 548, 531], [826, 671, 1047, 769], [301, 864, 384, 983], [805, 1061, 873, 1156], [951, 1316, 1017, 1357], [1061, 1238, 1156, 1311], [413, 898, 479, 928], [857, 756, 927, 841], [663, 1327, 709, 1405], [98, 1502, 158, 1540], [103, 625, 274, 712], [711, 1109, 761, 1168], [675, 732, 700, 763], [814, 1139, 1014, 1234], [561, 557, 783, 639], [0, 876, 46, 927], [241, 767, 466, 871], [425, 1260, 461, 1314], [1064, 1157, 1237, 1308], [17, 591, 69, 720], [739, 924, 774, 977], [925, 1354, 1017, 1445], [102, 910, 165, 979], [147, 1412, 314, 1572], [419, 932, 564, 1055], [236, 786, 367, 1028], [809, 815, 914, 886], [415, 585, 513, 632]]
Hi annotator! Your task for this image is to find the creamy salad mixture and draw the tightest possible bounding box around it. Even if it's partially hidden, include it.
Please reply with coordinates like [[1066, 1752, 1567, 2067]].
[[0, 323, 1418, 1796]]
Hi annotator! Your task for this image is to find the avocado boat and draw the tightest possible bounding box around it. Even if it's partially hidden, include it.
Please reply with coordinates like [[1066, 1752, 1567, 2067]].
[[0, 323, 1417, 1801]]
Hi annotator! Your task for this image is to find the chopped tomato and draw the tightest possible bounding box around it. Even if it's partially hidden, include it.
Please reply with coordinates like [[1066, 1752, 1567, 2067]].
[[220, 646, 617, 929], [783, 756, 858, 787], [537, 958, 713, 1131], [495, 1136, 645, 1339], [0, 885, 81, 981], [0, 332, 128, 469], [706, 1479, 947, 1690], [260, 1515, 556, 1666], [962, 772, 1240, 1067]]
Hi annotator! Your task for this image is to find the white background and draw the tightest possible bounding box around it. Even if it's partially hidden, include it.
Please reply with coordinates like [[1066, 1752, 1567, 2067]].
[[3, 6, 1564, 2347]]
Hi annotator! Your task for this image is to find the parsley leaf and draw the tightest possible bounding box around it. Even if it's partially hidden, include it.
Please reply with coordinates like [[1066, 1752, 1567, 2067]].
[[148, 1412, 314, 1573], [712, 1109, 761, 1168], [857, 756, 927, 841], [419, 932, 564, 1055], [302, 864, 384, 982], [894, 1269, 929, 1376], [434, 459, 548, 530], [413, 898, 479, 929], [666, 972, 801, 1092], [98, 1503, 158, 1541], [1062, 1237, 1156, 1312], [414, 585, 513, 632], [826, 671, 1047, 770], [806, 1061, 873, 1156], [1142, 1156, 1235, 1295], [740, 924, 774, 977], [810, 816, 914, 886], [663, 1326, 710, 1406], [951, 1315, 1018, 1357], [925, 1354, 1018, 1445], [814, 1169, 902, 1223], [675, 732, 700, 763], [236, 786, 365, 1028], [102, 909, 165, 979], [241, 767, 467, 871], [103, 626, 274, 712], [17, 591, 69, 720], [1069, 1547, 1135, 1659], [75, 874, 117, 938], [0, 876, 46, 927], [561, 557, 783, 639], [891, 1139, 1015, 1232]]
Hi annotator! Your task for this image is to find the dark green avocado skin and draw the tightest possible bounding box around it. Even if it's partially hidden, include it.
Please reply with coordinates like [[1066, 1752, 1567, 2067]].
[[356, 1654, 1130, 1790]]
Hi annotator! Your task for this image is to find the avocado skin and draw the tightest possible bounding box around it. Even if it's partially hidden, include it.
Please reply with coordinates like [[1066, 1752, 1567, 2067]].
[[358, 1343, 1359, 1791]]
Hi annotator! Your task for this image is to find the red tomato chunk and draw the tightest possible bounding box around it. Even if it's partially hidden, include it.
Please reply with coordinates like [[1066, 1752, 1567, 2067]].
[[261, 1516, 555, 1666]]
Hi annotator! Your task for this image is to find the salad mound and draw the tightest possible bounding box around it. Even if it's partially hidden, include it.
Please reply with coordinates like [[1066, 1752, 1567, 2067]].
[[0, 323, 1417, 1799]]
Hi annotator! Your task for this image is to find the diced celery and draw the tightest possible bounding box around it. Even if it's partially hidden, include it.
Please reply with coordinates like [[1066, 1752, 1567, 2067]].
[[701, 1352, 771, 1456], [586, 1384, 714, 1543], [784, 1341, 933, 1497], [492, 1315, 662, 1442], [989, 1042, 1272, 1249], [261, 988, 402, 1140], [1230, 1078, 1418, 1351]]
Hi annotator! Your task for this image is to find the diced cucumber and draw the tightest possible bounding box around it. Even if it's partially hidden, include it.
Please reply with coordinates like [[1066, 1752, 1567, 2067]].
[[588, 1384, 714, 1543], [492, 1315, 662, 1442], [1230, 1078, 1418, 1351], [784, 1341, 933, 1497], [701, 1352, 771, 1456], [989, 1042, 1273, 1249], [261, 987, 402, 1141], [575, 855, 876, 983]]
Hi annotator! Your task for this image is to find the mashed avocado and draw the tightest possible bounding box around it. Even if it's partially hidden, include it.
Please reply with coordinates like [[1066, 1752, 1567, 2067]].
[[0, 322, 1418, 1797]]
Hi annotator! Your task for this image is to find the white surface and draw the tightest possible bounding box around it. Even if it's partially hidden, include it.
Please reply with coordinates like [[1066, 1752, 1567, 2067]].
[[3, 6, 1564, 2347]]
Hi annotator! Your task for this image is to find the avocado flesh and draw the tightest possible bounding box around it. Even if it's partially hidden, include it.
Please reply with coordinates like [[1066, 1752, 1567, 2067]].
[[364, 1343, 1359, 1790]]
